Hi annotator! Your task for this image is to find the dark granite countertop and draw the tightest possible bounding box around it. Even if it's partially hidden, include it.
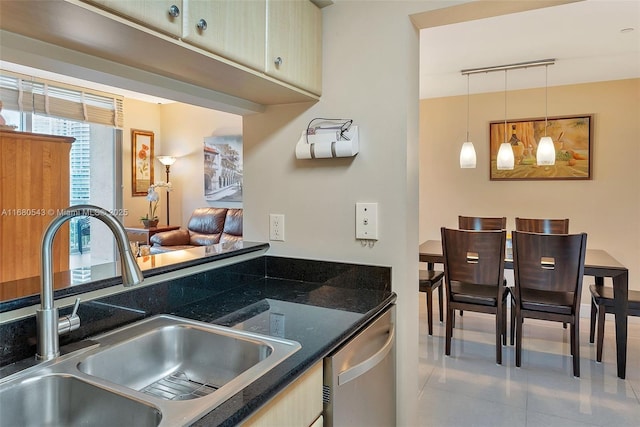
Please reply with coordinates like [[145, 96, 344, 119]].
[[0, 254, 395, 426]]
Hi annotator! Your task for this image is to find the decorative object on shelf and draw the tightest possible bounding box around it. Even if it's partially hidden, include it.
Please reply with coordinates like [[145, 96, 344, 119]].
[[157, 156, 177, 225], [132, 129, 154, 196], [489, 115, 592, 180], [295, 118, 358, 159], [140, 181, 172, 227], [459, 74, 476, 168], [536, 64, 556, 166]]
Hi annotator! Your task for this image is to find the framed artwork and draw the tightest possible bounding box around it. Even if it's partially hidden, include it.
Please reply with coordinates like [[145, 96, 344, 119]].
[[132, 129, 154, 196], [489, 115, 592, 180], [203, 135, 243, 203]]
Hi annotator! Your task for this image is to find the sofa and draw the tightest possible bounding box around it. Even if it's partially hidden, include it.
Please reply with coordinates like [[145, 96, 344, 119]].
[[150, 207, 242, 254]]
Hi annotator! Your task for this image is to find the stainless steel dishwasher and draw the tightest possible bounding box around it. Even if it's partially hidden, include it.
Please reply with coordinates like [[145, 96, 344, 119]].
[[323, 305, 396, 426]]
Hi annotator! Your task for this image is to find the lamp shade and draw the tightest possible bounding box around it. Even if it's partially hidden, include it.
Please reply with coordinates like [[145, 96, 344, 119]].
[[496, 142, 514, 170], [459, 142, 477, 168], [536, 136, 556, 166], [157, 156, 177, 166]]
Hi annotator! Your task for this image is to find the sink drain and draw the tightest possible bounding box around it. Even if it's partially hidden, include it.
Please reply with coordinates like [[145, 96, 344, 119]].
[[141, 371, 219, 400]]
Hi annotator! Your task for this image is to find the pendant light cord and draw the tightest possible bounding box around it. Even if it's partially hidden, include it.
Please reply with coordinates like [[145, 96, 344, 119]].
[[466, 74, 470, 141], [544, 64, 548, 136], [503, 70, 507, 143]]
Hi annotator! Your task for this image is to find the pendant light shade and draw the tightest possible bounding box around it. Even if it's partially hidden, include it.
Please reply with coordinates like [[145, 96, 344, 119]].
[[497, 69, 514, 170], [536, 136, 555, 165], [459, 74, 476, 168], [536, 64, 556, 166], [497, 142, 515, 170], [460, 142, 476, 168]]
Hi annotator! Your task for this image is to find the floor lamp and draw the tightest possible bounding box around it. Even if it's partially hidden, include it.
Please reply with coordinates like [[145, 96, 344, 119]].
[[157, 156, 176, 225]]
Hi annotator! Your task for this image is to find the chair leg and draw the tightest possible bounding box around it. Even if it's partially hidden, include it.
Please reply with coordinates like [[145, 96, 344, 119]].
[[572, 321, 580, 377], [425, 290, 434, 336], [496, 305, 503, 364], [445, 306, 453, 356], [596, 303, 606, 363], [589, 297, 597, 344], [502, 304, 507, 346], [437, 285, 444, 322], [515, 311, 523, 367], [510, 302, 516, 346]]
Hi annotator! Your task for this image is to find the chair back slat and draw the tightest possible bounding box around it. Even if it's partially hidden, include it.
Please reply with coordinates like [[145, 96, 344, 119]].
[[515, 217, 569, 234], [441, 228, 506, 287], [512, 231, 587, 301], [458, 215, 506, 231]]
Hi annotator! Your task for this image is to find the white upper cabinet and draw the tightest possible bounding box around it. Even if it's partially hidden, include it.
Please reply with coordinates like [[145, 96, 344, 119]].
[[266, 0, 322, 95], [181, 0, 266, 71], [84, 0, 183, 37]]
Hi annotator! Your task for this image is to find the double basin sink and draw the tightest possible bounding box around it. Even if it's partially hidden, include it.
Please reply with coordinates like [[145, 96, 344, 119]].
[[0, 315, 301, 426]]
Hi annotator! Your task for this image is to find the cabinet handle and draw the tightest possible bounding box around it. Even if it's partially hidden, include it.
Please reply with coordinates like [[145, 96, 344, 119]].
[[168, 4, 180, 18], [274, 56, 283, 67], [197, 19, 208, 31]]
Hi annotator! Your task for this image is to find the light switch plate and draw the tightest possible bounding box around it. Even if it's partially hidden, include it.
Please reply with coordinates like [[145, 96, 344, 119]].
[[355, 202, 378, 240]]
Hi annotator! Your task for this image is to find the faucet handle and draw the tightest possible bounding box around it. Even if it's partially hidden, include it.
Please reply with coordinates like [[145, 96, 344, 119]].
[[71, 297, 80, 317], [58, 298, 81, 335]]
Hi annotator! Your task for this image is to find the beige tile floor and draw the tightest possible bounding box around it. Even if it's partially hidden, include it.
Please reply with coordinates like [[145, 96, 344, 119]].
[[418, 296, 640, 426]]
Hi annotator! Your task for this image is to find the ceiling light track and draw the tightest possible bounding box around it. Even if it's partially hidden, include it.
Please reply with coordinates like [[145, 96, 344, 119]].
[[461, 58, 555, 76]]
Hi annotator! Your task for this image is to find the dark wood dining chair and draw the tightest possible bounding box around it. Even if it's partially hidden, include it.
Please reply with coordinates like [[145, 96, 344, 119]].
[[457, 215, 507, 321], [419, 269, 444, 335], [515, 217, 569, 234], [459, 215, 506, 231], [512, 230, 587, 377], [589, 285, 640, 362], [441, 227, 508, 364], [514, 217, 570, 340]]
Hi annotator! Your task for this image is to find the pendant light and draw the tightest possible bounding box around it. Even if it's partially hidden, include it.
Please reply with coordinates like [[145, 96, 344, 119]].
[[496, 69, 514, 170], [536, 64, 556, 166], [459, 74, 477, 168]]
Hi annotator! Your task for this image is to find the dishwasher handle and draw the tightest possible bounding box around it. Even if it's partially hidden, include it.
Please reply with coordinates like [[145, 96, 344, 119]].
[[337, 324, 395, 386]]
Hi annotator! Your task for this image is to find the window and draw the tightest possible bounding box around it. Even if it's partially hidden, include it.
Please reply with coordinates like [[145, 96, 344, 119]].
[[1, 70, 124, 268]]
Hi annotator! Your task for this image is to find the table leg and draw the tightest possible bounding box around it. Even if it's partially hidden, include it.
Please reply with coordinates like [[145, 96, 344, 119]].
[[612, 271, 629, 379]]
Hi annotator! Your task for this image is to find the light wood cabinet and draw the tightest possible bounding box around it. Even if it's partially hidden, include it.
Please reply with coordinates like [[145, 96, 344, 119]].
[[182, 0, 266, 71], [80, 0, 322, 96], [241, 361, 323, 427], [266, 0, 322, 94], [84, 0, 183, 37], [0, 131, 73, 283]]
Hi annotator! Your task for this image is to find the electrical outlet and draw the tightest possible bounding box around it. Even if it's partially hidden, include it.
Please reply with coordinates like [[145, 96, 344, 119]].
[[269, 214, 285, 241]]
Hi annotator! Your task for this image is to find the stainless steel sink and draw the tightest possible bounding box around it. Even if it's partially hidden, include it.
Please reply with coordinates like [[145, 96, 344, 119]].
[[0, 314, 301, 426], [0, 374, 161, 427], [77, 315, 295, 401]]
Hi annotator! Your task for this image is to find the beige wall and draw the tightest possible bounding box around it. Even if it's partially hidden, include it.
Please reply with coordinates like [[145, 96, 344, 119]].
[[242, 2, 442, 425], [122, 100, 242, 227], [420, 79, 640, 292]]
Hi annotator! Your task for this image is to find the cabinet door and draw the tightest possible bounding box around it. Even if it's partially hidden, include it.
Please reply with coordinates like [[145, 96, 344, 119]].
[[241, 361, 322, 426], [182, 0, 266, 71], [84, 0, 183, 37], [266, 0, 322, 95]]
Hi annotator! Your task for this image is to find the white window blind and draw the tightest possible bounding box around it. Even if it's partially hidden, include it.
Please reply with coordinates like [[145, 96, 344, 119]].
[[0, 71, 124, 128]]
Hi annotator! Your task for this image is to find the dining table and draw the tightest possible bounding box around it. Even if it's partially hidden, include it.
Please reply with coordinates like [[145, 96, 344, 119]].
[[419, 239, 631, 379]]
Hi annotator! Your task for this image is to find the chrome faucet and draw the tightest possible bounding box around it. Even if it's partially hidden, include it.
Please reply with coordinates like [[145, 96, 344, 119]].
[[36, 205, 144, 361]]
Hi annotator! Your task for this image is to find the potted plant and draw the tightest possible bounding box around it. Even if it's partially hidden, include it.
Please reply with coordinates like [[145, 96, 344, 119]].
[[140, 181, 172, 228]]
